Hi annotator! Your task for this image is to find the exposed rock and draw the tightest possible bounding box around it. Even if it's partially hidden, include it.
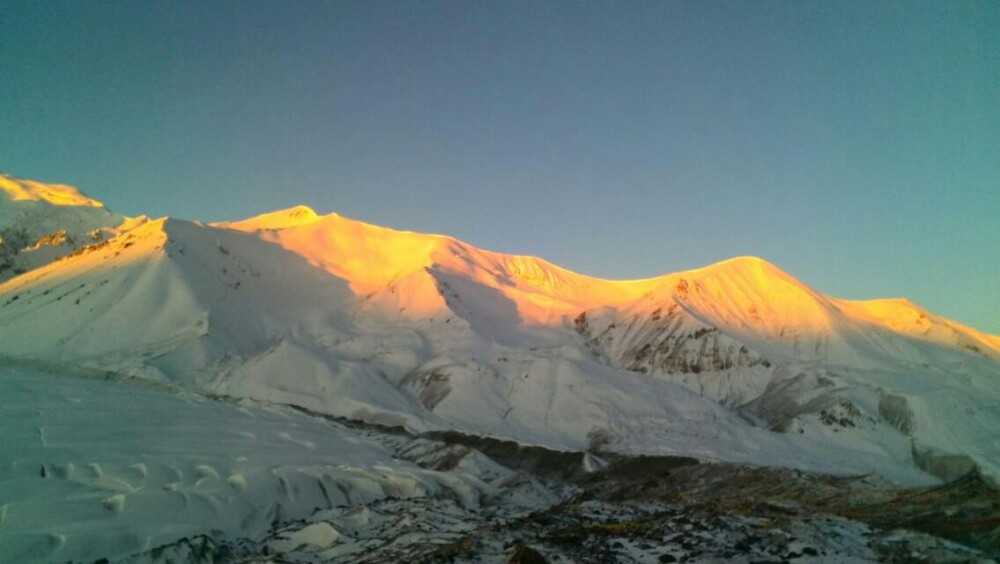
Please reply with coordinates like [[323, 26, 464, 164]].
[[507, 543, 549, 564], [912, 443, 979, 483], [878, 391, 914, 435]]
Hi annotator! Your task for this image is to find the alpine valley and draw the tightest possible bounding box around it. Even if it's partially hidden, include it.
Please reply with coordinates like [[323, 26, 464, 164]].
[[1, 173, 998, 563]]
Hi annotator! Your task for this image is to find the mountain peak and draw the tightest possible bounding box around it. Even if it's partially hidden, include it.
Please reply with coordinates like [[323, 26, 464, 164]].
[[675, 255, 802, 294], [286, 204, 319, 217], [698, 255, 785, 275], [0, 173, 106, 208], [216, 205, 321, 231]]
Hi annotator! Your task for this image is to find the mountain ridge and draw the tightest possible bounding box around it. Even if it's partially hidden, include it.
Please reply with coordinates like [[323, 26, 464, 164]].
[[1, 175, 998, 487], [219, 205, 1000, 351]]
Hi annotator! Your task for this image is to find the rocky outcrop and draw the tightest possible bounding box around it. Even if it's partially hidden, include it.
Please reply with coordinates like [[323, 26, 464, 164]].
[[574, 305, 771, 377]]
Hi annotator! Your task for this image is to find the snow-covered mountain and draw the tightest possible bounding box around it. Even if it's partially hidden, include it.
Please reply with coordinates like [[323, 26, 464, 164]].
[[0, 174, 124, 282], [1, 178, 998, 488], [2, 175, 999, 562]]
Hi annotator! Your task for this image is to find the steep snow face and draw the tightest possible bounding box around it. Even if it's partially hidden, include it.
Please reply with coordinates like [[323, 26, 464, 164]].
[[218, 208, 448, 294], [0, 217, 356, 383], [220, 209, 662, 327]]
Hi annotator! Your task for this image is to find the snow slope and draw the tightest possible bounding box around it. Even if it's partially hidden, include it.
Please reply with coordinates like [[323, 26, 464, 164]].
[[0, 368, 497, 562], [572, 256, 1000, 481], [1, 195, 998, 486], [0, 174, 124, 281]]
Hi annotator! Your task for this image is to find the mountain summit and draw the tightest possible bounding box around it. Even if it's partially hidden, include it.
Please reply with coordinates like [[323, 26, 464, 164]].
[[0, 173, 106, 207]]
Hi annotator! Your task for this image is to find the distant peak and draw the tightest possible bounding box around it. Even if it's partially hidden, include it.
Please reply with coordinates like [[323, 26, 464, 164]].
[[684, 255, 790, 281], [659, 255, 821, 307], [0, 173, 105, 208], [217, 205, 321, 231], [714, 255, 777, 268], [286, 205, 319, 217]]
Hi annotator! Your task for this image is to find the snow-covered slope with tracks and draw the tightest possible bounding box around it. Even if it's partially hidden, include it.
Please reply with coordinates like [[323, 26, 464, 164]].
[[0, 368, 504, 562]]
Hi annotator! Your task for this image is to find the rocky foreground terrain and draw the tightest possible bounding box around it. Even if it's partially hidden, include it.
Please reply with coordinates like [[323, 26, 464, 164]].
[[143, 416, 1000, 563]]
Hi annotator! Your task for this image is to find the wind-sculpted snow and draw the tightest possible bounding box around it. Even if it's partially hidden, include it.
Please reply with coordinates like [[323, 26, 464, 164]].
[[1, 194, 999, 489], [0, 369, 501, 563], [2, 368, 996, 563]]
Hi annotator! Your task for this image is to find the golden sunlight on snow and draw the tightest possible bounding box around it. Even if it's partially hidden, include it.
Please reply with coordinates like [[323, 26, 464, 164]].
[[214, 208, 1000, 356], [218, 206, 667, 324], [0, 175, 105, 208]]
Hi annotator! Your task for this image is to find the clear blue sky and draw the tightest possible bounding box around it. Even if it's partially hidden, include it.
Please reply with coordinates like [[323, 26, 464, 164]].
[[2, 1, 998, 333]]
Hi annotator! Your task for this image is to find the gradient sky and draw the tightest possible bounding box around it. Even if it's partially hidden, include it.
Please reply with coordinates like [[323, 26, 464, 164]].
[[2, 1, 998, 333]]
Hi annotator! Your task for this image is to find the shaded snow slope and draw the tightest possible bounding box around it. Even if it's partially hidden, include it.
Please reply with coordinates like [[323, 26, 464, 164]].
[[0, 369, 496, 562], [7, 369, 987, 564], [1, 197, 998, 485]]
